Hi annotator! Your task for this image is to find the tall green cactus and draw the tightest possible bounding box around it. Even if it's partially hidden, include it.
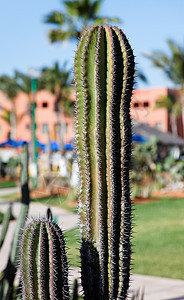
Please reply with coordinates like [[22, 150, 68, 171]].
[[19, 217, 69, 299], [19, 24, 134, 300], [0, 142, 30, 299], [74, 25, 134, 299]]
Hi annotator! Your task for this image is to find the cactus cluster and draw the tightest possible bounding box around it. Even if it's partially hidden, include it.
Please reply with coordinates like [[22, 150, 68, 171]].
[[74, 25, 134, 299], [19, 218, 69, 299], [6, 24, 135, 300]]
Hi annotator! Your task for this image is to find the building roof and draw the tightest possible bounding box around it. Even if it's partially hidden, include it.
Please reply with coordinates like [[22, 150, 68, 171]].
[[132, 119, 184, 147]]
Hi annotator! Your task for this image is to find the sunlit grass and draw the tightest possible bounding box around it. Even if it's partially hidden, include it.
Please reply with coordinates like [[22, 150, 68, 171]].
[[64, 197, 184, 279], [133, 197, 184, 279], [0, 180, 17, 189], [31, 194, 77, 213], [0, 210, 4, 223], [65, 227, 80, 267]]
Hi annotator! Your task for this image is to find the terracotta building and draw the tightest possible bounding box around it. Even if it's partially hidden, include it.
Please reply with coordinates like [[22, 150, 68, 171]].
[[131, 87, 184, 138], [0, 90, 74, 144], [0, 87, 183, 144], [0, 91, 12, 141]]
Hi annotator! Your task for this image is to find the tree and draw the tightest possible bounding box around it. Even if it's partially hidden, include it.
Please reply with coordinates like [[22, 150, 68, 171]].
[[154, 94, 181, 136], [0, 75, 20, 139], [44, 0, 121, 43], [145, 39, 184, 136], [41, 62, 73, 153]]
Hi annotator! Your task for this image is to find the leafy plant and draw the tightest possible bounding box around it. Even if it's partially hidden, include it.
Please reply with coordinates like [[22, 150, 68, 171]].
[[131, 137, 159, 198]]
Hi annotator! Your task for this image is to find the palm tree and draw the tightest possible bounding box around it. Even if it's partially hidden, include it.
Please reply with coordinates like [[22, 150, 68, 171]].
[[41, 62, 73, 153], [0, 75, 20, 139], [15, 70, 45, 94], [145, 39, 184, 136], [14, 70, 45, 121], [44, 0, 121, 43], [154, 94, 181, 136]]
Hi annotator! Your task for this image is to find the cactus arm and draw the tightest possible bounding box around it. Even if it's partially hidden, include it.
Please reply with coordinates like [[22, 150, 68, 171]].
[[39, 222, 50, 299], [95, 26, 109, 297], [112, 27, 135, 299], [75, 31, 91, 240], [21, 221, 39, 299], [105, 25, 124, 299], [51, 222, 69, 298], [0, 205, 12, 249], [81, 26, 99, 241]]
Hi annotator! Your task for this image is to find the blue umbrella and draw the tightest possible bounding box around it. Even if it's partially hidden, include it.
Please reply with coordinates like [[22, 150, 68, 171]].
[[132, 134, 147, 143]]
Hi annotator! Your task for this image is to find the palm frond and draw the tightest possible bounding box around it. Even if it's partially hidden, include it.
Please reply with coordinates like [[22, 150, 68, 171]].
[[92, 16, 122, 25], [144, 39, 184, 87], [44, 11, 65, 25], [0, 110, 11, 124]]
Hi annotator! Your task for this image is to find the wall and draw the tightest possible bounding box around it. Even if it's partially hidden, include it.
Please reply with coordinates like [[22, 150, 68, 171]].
[[131, 87, 169, 132], [0, 87, 183, 144], [0, 90, 74, 144]]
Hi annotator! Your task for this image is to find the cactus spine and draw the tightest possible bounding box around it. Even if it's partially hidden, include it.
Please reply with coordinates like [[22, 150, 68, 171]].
[[19, 218, 69, 299], [74, 25, 134, 299]]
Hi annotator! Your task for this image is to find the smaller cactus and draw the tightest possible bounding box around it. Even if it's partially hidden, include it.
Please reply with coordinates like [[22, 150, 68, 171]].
[[0, 142, 30, 299], [0, 204, 12, 249], [19, 217, 69, 299]]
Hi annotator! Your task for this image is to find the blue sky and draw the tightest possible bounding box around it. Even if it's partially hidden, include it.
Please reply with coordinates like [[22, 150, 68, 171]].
[[0, 0, 183, 88]]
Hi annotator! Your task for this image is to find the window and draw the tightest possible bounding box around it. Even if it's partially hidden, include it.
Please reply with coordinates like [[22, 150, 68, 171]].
[[42, 123, 48, 134], [134, 102, 139, 108], [42, 102, 48, 108], [143, 102, 149, 107]]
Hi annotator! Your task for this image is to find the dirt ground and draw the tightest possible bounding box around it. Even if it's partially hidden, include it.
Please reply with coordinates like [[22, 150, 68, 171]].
[[133, 190, 184, 204]]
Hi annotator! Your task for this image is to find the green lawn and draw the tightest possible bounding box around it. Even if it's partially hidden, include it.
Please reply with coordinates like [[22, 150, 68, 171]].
[[31, 194, 77, 213], [0, 210, 4, 223], [0, 191, 78, 213], [64, 227, 81, 267], [0, 180, 17, 189], [65, 197, 184, 279], [133, 197, 184, 279]]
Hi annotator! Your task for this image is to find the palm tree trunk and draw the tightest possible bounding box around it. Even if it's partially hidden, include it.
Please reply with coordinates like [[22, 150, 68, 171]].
[[46, 129, 52, 194], [10, 106, 16, 140], [60, 106, 66, 155], [56, 108, 64, 154], [170, 114, 178, 136], [55, 88, 65, 155]]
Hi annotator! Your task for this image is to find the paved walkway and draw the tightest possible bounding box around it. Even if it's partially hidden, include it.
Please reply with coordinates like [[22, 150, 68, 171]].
[[0, 186, 20, 196], [0, 188, 184, 299], [0, 199, 79, 272]]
